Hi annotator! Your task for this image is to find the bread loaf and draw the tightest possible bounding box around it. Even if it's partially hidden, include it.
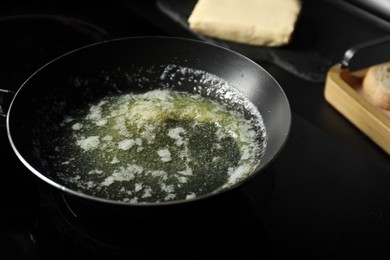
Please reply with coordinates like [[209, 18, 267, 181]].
[[187, 0, 302, 47], [362, 62, 390, 110]]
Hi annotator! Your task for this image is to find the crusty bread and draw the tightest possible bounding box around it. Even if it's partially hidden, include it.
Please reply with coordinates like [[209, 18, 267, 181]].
[[362, 62, 390, 110], [187, 0, 302, 47]]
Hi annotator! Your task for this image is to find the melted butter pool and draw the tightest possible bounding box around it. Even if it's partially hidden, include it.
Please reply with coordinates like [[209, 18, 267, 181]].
[[51, 89, 266, 203]]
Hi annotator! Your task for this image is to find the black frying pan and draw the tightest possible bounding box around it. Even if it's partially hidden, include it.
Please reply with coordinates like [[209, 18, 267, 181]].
[[4, 36, 291, 207]]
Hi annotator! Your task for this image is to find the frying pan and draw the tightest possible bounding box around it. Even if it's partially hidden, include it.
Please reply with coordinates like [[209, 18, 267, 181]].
[[2, 36, 291, 207]]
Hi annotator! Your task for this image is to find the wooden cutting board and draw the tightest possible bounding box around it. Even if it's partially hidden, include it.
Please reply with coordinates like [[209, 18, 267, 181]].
[[324, 64, 390, 155]]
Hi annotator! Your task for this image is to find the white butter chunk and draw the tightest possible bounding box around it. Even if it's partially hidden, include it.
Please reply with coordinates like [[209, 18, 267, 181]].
[[188, 0, 302, 47]]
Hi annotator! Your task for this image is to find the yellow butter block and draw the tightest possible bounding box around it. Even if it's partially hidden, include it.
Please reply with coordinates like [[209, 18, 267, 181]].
[[188, 0, 302, 47]]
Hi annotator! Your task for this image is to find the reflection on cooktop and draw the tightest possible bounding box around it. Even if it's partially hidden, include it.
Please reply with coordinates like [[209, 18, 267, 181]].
[[31, 185, 272, 260]]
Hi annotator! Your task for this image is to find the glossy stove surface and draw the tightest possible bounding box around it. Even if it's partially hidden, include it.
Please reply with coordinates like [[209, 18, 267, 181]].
[[32, 186, 271, 260], [1, 1, 390, 260]]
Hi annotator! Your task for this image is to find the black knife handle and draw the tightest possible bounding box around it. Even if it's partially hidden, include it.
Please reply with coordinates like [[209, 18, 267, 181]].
[[341, 35, 390, 72]]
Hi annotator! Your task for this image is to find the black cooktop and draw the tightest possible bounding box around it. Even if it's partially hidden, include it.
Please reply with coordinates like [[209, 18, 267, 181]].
[[1, 1, 390, 259]]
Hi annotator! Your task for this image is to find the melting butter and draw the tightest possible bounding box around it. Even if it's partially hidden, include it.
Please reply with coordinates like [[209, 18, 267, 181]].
[[51, 89, 266, 203]]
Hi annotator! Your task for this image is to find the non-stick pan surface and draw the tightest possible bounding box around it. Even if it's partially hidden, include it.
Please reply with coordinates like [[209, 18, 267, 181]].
[[6, 36, 291, 206]]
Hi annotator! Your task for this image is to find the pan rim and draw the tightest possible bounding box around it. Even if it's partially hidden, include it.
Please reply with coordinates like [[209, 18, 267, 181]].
[[6, 35, 291, 207]]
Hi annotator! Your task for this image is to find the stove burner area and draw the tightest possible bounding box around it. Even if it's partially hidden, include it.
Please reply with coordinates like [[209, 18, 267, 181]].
[[0, 4, 273, 260], [33, 187, 270, 260]]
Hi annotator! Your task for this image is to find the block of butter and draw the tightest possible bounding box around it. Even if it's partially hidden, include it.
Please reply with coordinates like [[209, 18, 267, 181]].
[[188, 0, 302, 47]]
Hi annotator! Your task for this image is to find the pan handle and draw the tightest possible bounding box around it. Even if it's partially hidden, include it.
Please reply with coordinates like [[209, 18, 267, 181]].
[[0, 88, 15, 122]]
